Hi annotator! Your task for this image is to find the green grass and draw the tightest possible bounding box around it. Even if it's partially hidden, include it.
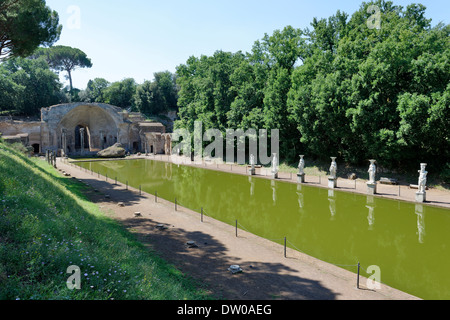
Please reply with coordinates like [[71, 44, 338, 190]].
[[0, 142, 213, 300]]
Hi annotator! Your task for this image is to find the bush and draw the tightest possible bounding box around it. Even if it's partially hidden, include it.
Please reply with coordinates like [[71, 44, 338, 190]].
[[441, 163, 450, 184]]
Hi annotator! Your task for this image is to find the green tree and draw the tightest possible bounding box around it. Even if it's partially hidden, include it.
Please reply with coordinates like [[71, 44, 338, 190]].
[[176, 51, 245, 132], [0, 0, 61, 60], [175, 1, 449, 174], [306, 10, 349, 53], [227, 59, 265, 130], [0, 74, 25, 115], [260, 25, 307, 72], [79, 78, 110, 103], [34, 45, 92, 93], [103, 78, 137, 109], [0, 56, 63, 115], [135, 71, 178, 116], [258, 26, 307, 160], [288, 1, 449, 171], [397, 87, 450, 169]]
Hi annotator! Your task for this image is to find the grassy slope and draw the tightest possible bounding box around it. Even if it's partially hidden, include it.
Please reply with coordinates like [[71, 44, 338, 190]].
[[0, 142, 212, 300]]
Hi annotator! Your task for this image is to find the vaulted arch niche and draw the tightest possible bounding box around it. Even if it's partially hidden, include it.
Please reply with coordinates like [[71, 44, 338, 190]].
[[57, 105, 119, 154]]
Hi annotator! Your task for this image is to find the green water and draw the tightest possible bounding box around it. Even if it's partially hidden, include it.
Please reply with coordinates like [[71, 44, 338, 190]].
[[77, 159, 450, 300]]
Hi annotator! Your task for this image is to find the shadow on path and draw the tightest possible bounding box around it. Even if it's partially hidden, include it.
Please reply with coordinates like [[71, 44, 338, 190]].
[[110, 213, 337, 300], [68, 166, 340, 300]]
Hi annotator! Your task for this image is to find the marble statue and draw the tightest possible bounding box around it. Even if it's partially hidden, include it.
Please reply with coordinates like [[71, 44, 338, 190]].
[[272, 153, 278, 174], [418, 163, 428, 194], [298, 155, 305, 175], [271, 153, 279, 179], [249, 154, 256, 176], [368, 160, 377, 184], [250, 154, 256, 169], [329, 157, 337, 179]]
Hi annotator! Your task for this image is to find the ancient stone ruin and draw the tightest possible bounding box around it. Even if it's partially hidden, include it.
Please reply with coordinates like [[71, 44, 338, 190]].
[[0, 103, 173, 157]]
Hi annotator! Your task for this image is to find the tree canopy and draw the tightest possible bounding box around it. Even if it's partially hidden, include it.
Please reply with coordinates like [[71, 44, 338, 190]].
[[78, 78, 110, 103], [0, 0, 61, 60], [102, 78, 137, 110], [0, 0, 448, 180], [0, 56, 64, 115], [135, 71, 178, 115], [174, 0, 449, 177], [33, 45, 92, 93]]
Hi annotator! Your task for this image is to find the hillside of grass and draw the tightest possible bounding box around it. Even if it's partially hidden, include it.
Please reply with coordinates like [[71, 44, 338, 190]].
[[0, 141, 212, 300]]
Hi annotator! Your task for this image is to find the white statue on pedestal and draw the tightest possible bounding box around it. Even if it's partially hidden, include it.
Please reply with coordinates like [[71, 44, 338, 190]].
[[298, 155, 305, 175], [250, 154, 256, 170], [329, 157, 337, 179], [271, 153, 279, 174], [368, 160, 377, 184], [418, 163, 428, 193]]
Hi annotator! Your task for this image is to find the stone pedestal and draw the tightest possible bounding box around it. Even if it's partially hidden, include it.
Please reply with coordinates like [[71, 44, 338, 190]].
[[297, 173, 305, 183], [367, 182, 377, 195], [416, 191, 426, 203], [328, 178, 337, 189], [249, 167, 256, 176], [272, 172, 278, 179]]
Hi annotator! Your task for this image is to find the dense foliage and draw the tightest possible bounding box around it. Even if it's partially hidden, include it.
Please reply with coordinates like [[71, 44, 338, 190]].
[[0, 0, 448, 178], [134, 71, 178, 115], [0, 56, 64, 115], [0, 0, 61, 60], [174, 0, 449, 175], [79, 72, 179, 114]]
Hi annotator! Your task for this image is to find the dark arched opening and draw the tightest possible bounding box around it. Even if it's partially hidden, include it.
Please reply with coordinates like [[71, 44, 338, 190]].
[[32, 144, 40, 154], [75, 125, 90, 151]]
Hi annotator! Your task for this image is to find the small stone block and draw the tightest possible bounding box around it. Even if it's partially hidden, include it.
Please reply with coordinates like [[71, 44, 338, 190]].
[[228, 265, 243, 274], [380, 177, 398, 185], [367, 183, 377, 195], [328, 178, 337, 189], [416, 192, 426, 203], [297, 173, 305, 184], [186, 241, 198, 248]]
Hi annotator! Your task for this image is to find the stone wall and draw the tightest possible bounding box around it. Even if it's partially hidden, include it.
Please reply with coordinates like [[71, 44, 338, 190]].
[[0, 120, 42, 151], [0, 103, 171, 156]]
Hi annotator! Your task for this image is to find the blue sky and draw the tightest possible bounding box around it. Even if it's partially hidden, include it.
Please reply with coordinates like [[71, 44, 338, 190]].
[[45, 0, 449, 90]]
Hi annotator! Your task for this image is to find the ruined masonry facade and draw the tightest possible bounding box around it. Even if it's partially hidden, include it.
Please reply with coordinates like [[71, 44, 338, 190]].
[[0, 103, 172, 156]]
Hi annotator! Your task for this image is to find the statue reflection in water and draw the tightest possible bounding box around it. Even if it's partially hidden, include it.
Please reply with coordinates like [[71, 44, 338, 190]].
[[328, 190, 336, 220], [296, 184, 304, 210], [248, 176, 255, 196], [366, 196, 375, 230], [415, 204, 425, 244], [271, 180, 277, 204]]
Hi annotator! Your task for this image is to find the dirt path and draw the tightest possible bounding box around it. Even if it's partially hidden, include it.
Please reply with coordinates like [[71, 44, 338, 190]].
[[57, 157, 421, 300]]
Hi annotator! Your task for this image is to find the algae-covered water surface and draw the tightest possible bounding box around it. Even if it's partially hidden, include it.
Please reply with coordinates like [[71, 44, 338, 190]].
[[76, 159, 450, 299]]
